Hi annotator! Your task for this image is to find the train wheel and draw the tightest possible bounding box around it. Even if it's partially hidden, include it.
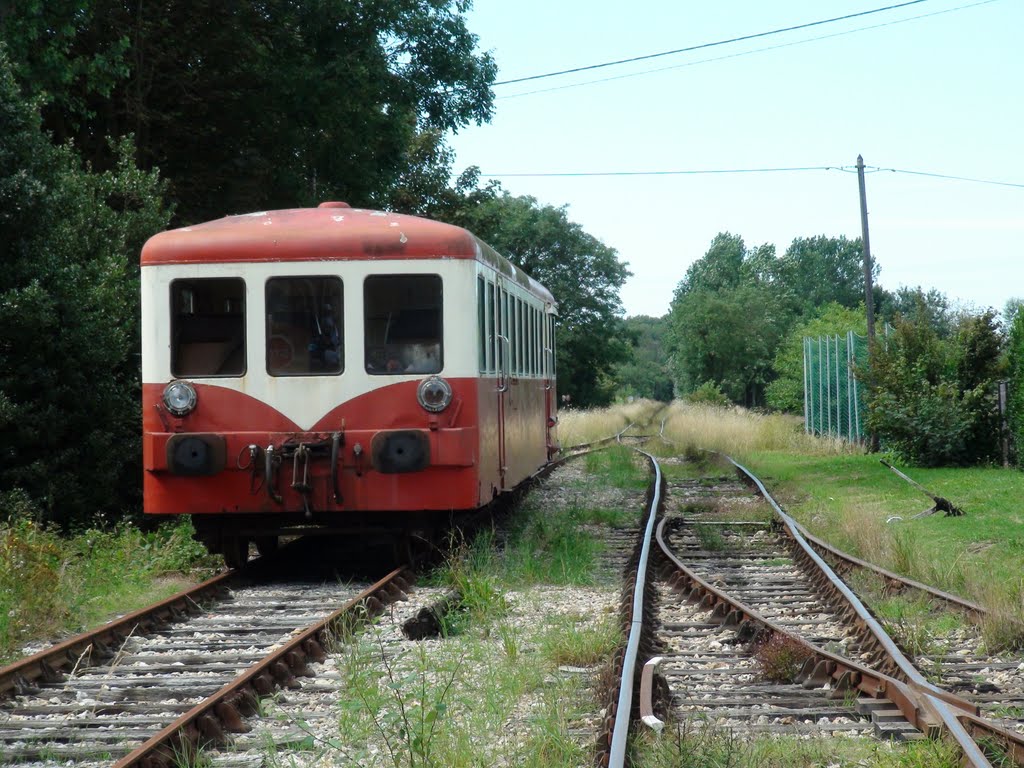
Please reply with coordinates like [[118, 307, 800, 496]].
[[393, 529, 436, 567], [223, 535, 250, 570], [254, 535, 279, 557]]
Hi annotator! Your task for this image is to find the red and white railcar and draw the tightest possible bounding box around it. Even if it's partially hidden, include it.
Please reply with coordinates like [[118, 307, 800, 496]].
[[141, 203, 558, 566]]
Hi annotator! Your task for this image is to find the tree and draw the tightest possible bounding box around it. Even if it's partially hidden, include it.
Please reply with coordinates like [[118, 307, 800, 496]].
[[775, 235, 871, 314], [3, 1, 496, 223], [877, 286, 955, 338], [765, 303, 866, 413], [0, 49, 170, 524], [668, 234, 791, 406], [452, 193, 631, 407], [864, 307, 1003, 466], [614, 315, 675, 402]]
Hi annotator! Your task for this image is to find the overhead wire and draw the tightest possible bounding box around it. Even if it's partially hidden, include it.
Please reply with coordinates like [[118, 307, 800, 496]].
[[493, 0, 930, 86], [497, 0, 1000, 100], [477, 164, 1024, 189]]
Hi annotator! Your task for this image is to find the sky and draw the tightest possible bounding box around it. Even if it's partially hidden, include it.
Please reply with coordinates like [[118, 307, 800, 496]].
[[446, 0, 1023, 319]]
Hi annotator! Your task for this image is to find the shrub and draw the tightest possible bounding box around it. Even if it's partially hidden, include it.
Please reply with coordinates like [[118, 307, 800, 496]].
[[865, 308, 1003, 466], [685, 381, 730, 408], [754, 632, 815, 682]]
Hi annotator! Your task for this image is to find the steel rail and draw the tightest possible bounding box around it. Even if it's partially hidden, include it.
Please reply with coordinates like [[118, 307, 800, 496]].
[[607, 451, 663, 768], [654, 515, 941, 727], [725, 455, 1024, 767], [793, 519, 987, 621], [561, 422, 636, 454], [113, 567, 410, 768], [0, 570, 234, 698], [654, 514, 1020, 766]]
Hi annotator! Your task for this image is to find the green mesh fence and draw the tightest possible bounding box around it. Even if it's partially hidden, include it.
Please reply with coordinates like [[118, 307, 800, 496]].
[[804, 331, 868, 442]]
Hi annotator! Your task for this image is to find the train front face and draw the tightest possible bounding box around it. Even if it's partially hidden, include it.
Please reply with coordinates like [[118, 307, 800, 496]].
[[140, 207, 485, 543]]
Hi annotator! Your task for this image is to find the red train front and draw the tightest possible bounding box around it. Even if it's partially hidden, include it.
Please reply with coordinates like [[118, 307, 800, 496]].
[[141, 203, 558, 565]]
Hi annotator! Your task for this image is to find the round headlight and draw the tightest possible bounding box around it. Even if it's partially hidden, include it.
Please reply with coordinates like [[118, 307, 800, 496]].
[[417, 376, 452, 413], [163, 380, 198, 417]]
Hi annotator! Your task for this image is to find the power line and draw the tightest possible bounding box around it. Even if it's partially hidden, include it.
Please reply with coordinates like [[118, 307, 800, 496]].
[[493, 0, 929, 86], [498, 0, 999, 100], [480, 166, 847, 178], [868, 166, 1024, 189], [477, 164, 1024, 189]]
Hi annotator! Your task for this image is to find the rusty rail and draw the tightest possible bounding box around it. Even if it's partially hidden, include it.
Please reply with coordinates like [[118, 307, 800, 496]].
[[0, 570, 233, 698], [725, 455, 1024, 767], [112, 567, 410, 768]]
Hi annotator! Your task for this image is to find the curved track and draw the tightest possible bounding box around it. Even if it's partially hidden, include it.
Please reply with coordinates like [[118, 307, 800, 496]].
[[598, 439, 1024, 768]]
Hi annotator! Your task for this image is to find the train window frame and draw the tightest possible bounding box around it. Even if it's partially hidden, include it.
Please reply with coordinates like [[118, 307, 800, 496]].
[[485, 280, 495, 373], [513, 297, 521, 376], [170, 277, 247, 378], [477, 276, 486, 374], [364, 274, 443, 376], [265, 276, 344, 377], [499, 288, 509, 375]]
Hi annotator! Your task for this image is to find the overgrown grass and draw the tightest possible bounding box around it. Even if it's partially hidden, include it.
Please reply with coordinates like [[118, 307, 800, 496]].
[[662, 401, 854, 456], [584, 445, 650, 490], [630, 721, 961, 768], [0, 517, 218, 662], [743, 450, 1024, 650], [557, 398, 663, 446]]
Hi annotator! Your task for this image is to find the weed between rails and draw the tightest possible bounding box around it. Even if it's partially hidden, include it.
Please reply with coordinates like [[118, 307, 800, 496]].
[[630, 719, 962, 768]]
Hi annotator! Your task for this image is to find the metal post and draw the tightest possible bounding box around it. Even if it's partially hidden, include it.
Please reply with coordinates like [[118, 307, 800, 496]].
[[818, 336, 824, 436], [999, 380, 1010, 467], [835, 334, 841, 437], [825, 336, 832, 435], [847, 332, 853, 442], [803, 337, 810, 433], [852, 332, 862, 442]]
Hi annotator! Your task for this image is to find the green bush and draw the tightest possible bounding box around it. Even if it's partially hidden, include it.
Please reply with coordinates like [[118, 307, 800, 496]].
[[1007, 310, 1024, 466], [685, 381, 731, 408], [865, 308, 1002, 466]]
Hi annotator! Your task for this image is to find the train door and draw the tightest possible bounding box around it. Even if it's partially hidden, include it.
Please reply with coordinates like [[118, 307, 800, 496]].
[[495, 281, 510, 487], [544, 310, 558, 457]]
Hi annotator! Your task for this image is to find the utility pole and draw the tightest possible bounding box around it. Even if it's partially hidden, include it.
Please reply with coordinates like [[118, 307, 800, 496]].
[[857, 154, 879, 451], [857, 155, 876, 343]]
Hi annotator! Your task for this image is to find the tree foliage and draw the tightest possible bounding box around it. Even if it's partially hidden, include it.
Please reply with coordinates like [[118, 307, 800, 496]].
[[775, 235, 870, 314], [3, 0, 496, 223], [0, 50, 170, 524], [614, 315, 674, 402], [668, 234, 791, 406], [765, 303, 867, 413], [865, 305, 1003, 467], [449, 192, 631, 407]]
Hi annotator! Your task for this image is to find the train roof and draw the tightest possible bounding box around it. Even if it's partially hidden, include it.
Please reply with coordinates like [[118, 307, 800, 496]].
[[141, 204, 554, 305]]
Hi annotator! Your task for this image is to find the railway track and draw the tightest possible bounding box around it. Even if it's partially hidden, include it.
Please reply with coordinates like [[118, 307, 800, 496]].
[[601, 442, 1024, 768], [0, 548, 410, 768]]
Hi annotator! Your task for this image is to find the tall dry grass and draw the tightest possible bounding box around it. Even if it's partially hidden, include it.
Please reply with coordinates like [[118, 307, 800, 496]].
[[661, 401, 857, 456], [556, 398, 662, 447]]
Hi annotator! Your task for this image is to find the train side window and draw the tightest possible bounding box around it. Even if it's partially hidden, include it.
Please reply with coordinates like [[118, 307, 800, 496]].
[[485, 281, 495, 373], [266, 277, 343, 376], [512, 298, 520, 376], [498, 289, 508, 373], [365, 274, 442, 375], [170, 278, 246, 377], [477, 277, 486, 373], [531, 308, 539, 376]]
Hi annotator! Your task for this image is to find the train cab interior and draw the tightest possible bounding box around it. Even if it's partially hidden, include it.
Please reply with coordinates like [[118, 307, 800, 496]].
[[171, 278, 246, 377], [169, 273, 445, 379], [363, 274, 442, 375]]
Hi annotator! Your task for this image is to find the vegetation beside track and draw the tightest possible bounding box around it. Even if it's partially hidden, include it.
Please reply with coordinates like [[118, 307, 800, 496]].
[[641, 399, 1024, 648], [308, 446, 646, 767], [0, 516, 218, 663]]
